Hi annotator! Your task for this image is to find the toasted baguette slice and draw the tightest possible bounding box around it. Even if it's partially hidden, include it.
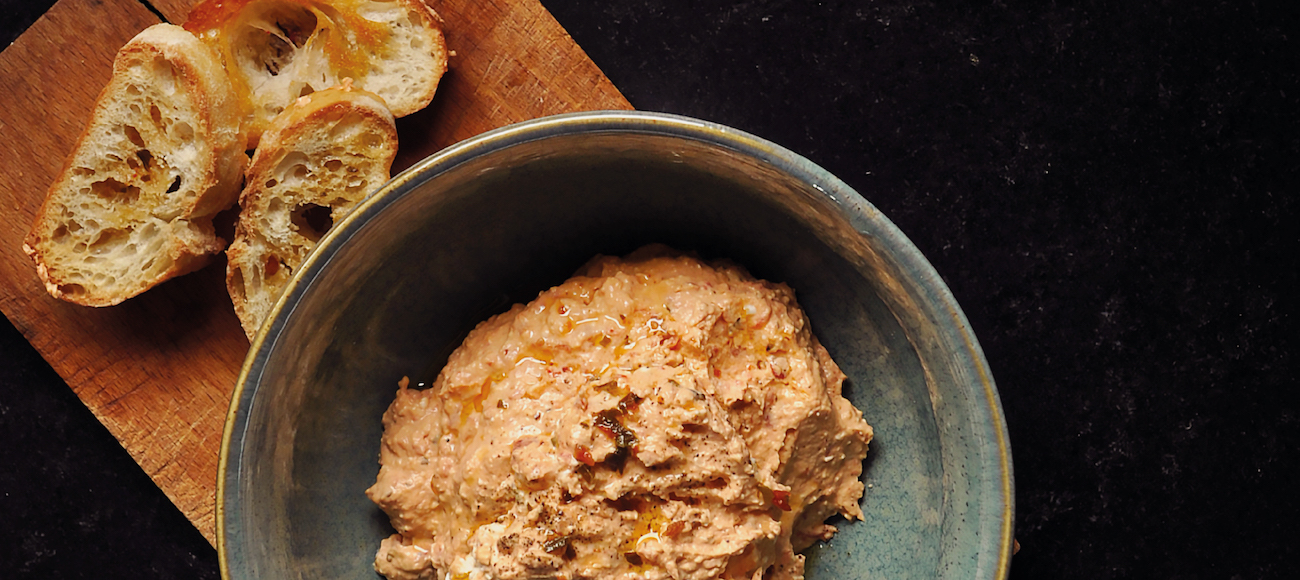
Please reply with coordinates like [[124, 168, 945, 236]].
[[185, 0, 448, 145], [23, 24, 248, 307], [226, 83, 397, 339]]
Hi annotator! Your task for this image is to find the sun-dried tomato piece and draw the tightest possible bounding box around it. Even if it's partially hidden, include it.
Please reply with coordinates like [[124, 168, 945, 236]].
[[594, 409, 637, 449], [575, 444, 596, 466], [772, 489, 791, 511]]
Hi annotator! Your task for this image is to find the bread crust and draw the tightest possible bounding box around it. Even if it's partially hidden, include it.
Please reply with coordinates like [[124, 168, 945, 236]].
[[23, 24, 248, 307], [226, 83, 398, 338]]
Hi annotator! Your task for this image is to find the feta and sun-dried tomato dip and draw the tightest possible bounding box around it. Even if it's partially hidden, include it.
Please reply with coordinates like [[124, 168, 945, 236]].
[[366, 246, 873, 580]]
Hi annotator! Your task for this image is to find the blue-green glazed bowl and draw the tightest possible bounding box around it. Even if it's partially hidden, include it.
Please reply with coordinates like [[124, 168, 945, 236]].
[[219, 111, 1014, 579]]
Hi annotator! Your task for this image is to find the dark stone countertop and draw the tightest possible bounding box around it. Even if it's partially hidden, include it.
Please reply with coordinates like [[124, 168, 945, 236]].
[[2, 0, 1296, 577]]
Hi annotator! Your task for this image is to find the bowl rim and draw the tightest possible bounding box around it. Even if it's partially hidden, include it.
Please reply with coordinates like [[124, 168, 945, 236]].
[[218, 109, 1014, 579]]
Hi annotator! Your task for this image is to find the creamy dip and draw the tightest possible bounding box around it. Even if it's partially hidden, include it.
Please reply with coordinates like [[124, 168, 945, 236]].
[[366, 246, 873, 580]]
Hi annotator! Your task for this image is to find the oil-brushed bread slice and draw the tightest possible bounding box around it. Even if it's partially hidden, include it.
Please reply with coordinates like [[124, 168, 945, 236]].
[[23, 23, 249, 307], [185, 0, 448, 145], [226, 82, 397, 339]]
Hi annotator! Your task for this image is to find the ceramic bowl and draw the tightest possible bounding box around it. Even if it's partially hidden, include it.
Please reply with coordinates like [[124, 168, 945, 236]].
[[219, 111, 1014, 579]]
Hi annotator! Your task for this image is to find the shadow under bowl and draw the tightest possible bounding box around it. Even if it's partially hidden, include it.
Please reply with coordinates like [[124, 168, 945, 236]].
[[219, 111, 1014, 580]]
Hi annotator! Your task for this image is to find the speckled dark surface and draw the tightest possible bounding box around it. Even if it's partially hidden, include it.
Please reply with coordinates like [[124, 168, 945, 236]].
[[1, 0, 1296, 578]]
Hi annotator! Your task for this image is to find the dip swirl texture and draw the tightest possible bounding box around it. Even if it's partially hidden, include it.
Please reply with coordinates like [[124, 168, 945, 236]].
[[367, 247, 873, 580]]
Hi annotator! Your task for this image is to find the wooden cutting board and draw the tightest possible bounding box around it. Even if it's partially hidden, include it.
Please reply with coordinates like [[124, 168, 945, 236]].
[[0, 0, 630, 545]]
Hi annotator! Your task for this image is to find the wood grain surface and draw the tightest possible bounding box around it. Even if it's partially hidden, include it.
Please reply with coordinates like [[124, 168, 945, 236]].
[[0, 0, 629, 544]]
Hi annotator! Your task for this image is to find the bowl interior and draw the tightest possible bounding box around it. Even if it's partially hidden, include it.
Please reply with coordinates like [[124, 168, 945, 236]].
[[221, 112, 1013, 580]]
